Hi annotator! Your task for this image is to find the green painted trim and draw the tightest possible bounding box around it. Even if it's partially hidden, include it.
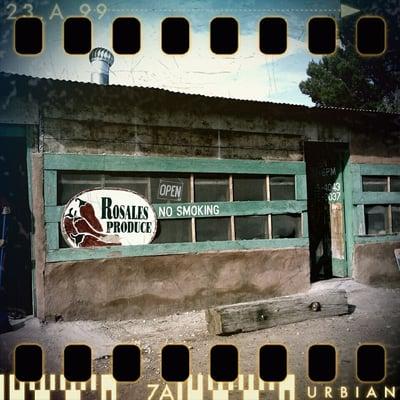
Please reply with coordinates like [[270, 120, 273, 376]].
[[351, 165, 362, 193], [355, 163, 400, 176], [295, 175, 307, 200], [44, 170, 57, 206], [332, 259, 347, 277], [0, 124, 26, 137], [354, 234, 400, 244], [46, 223, 59, 250], [46, 237, 310, 263], [45, 201, 307, 223], [44, 154, 306, 175], [355, 205, 365, 235], [45, 206, 63, 222], [353, 192, 400, 205], [342, 157, 354, 277]]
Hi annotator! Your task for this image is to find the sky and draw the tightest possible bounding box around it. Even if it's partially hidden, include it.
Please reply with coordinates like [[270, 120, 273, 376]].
[[0, 0, 348, 105]]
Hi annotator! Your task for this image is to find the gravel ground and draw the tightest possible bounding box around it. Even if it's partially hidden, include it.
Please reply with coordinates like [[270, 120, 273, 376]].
[[0, 278, 399, 399]]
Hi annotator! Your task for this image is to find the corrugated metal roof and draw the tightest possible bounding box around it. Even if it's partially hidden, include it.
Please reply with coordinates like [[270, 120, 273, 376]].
[[1, 71, 399, 116]]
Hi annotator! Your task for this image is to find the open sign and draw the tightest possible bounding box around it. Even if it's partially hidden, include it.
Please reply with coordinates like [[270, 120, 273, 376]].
[[157, 180, 184, 202]]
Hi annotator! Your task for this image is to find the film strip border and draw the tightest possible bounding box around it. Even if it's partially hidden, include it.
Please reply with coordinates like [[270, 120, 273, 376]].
[[14, 15, 386, 56], [14, 343, 386, 383]]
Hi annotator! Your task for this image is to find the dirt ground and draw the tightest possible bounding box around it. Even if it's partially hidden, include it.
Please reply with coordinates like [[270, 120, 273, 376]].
[[1, 278, 399, 399]]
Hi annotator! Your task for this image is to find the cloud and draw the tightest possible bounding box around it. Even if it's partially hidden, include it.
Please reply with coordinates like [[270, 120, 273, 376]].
[[110, 27, 310, 102]]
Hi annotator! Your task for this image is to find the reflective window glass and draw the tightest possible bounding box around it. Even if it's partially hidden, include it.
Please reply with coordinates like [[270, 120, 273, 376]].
[[235, 215, 268, 240], [153, 219, 191, 243], [196, 217, 231, 241], [271, 214, 301, 238], [195, 175, 229, 202], [365, 205, 389, 235], [233, 175, 266, 201], [270, 176, 295, 200], [392, 205, 400, 233], [362, 176, 387, 192]]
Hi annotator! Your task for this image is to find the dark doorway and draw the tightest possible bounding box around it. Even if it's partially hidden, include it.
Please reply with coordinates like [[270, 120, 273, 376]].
[[0, 137, 32, 316], [305, 142, 349, 282]]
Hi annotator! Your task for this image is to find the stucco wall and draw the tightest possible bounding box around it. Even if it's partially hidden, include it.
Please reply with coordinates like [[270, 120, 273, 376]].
[[353, 241, 400, 286], [44, 247, 310, 321]]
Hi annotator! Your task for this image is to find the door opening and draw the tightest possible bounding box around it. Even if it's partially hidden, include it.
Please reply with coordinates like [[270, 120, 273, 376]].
[[305, 142, 349, 282], [0, 136, 32, 317]]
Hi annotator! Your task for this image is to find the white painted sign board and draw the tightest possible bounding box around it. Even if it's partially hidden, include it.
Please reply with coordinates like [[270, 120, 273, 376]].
[[61, 188, 157, 248]]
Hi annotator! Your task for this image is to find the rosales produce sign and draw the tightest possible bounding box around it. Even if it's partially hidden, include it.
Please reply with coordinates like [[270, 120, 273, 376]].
[[61, 188, 157, 248]]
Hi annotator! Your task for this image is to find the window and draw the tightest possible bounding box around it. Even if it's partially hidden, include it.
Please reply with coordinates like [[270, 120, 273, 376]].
[[272, 214, 301, 238], [390, 176, 400, 192], [392, 205, 400, 233], [270, 176, 295, 200], [153, 219, 191, 243], [196, 217, 231, 242], [365, 205, 389, 235], [235, 216, 268, 240], [362, 176, 387, 192], [195, 175, 228, 202], [59, 172, 190, 204], [233, 175, 266, 201], [361, 175, 400, 235], [58, 171, 303, 245]]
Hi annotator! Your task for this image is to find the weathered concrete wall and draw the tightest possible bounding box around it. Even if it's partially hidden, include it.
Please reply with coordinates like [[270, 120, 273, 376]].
[[350, 124, 400, 164], [44, 248, 310, 321], [353, 241, 400, 287], [41, 118, 305, 161]]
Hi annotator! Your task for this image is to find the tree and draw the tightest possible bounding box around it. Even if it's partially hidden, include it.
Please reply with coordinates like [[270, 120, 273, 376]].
[[299, 1, 400, 112]]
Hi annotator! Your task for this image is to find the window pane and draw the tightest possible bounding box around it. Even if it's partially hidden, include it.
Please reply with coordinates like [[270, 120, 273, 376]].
[[105, 174, 149, 198], [153, 219, 191, 243], [270, 176, 295, 200], [365, 205, 389, 235], [233, 175, 266, 201], [58, 172, 103, 204], [195, 175, 229, 202], [150, 175, 190, 203], [362, 176, 387, 192], [271, 214, 301, 238], [196, 217, 231, 241], [390, 177, 400, 192], [235, 216, 268, 240], [392, 205, 400, 233]]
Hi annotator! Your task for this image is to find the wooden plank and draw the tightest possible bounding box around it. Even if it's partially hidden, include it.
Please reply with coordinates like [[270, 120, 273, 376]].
[[295, 174, 307, 200], [352, 192, 400, 205], [45, 201, 307, 223], [154, 200, 307, 219], [355, 205, 364, 235], [44, 170, 57, 206], [302, 211, 309, 238], [354, 234, 400, 244], [342, 158, 354, 277], [358, 163, 400, 176], [46, 237, 309, 263], [44, 154, 306, 175], [46, 223, 59, 250], [205, 290, 349, 335]]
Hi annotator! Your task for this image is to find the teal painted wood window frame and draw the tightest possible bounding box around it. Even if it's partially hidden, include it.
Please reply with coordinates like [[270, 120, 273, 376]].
[[351, 163, 400, 244], [44, 154, 309, 262]]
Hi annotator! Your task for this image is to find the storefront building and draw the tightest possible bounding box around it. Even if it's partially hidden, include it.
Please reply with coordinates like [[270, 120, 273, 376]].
[[0, 72, 399, 320]]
